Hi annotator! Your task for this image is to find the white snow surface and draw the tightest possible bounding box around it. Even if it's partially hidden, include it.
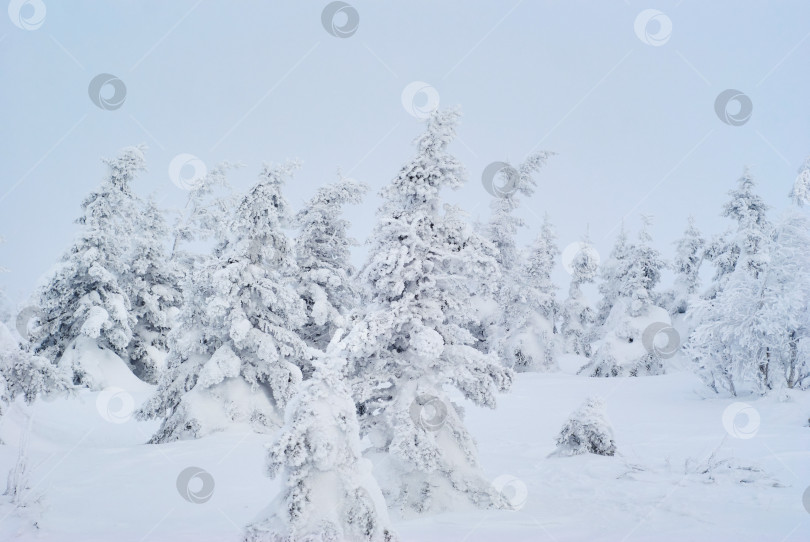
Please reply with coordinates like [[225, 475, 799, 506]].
[[0, 352, 808, 541]]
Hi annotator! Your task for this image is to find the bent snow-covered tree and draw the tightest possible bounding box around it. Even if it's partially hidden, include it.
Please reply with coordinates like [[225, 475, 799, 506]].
[[30, 147, 145, 385], [346, 109, 512, 514], [139, 162, 310, 442], [245, 333, 396, 542], [294, 176, 367, 354]]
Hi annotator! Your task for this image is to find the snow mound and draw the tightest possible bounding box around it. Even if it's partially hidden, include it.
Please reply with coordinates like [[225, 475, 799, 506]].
[[57, 336, 150, 393]]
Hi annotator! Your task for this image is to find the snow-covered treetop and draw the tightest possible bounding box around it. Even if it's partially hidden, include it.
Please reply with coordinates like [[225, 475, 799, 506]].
[[723, 168, 769, 230], [171, 162, 238, 261], [570, 233, 599, 285], [380, 108, 466, 215], [295, 175, 367, 270], [228, 160, 301, 267], [101, 145, 146, 195]]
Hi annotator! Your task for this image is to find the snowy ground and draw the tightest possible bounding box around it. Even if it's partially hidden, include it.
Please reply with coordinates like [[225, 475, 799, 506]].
[[0, 354, 808, 541]]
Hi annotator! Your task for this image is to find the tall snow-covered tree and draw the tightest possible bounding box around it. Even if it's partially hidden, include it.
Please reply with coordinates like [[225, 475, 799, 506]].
[[345, 109, 513, 514], [294, 176, 367, 354], [482, 153, 554, 366], [139, 162, 310, 442], [560, 234, 599, 357], [690, 206, 810, 394], [583, 217, 669, 378], [125, 197, 181, 384], [245, 332, 397, 542], [595, 224, 631, 326], [704, 169, 770, 300], [688, 170, 778, 394], [756, 209, 810, 390], [721, 169, 770, 279], [623, 216, 666, 318], [30, 147, 145, 383], [504, 214, 560, 371], [667, 216, 705, 315]]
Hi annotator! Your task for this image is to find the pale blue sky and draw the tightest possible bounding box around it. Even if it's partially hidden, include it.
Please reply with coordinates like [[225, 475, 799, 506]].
[[2, 1, 809, 305]]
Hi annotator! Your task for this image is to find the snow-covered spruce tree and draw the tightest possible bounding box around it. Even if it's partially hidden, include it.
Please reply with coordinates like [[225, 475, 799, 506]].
[[757, 208, 810, 390], [345, 109, 513, 514], [170, 162, 238, 272], [667, 216, 705, 316], [30, 147, 145, 384], [139, 162, 310, 442], [553, 397, 616, 457], [720, 168, 771, 280], [506, 214, 561, 371], [245, 332, 397, 542], [560, 234, 598, 358], [790, 156, 810, 206], [482, 153, 554, 368], [702, 229, 738, 301], [582, 217, 669, 377], [294, 176, 367, 355], [622, 216, 667, 318], [703, 169, 771, 300], [689, 206, 810, 394], [125, 197, 181, 384], [0, 247, 70, 420], [688, 170, 775, 394], [0, 321, 70, 426], [594, 224, 631, 327]]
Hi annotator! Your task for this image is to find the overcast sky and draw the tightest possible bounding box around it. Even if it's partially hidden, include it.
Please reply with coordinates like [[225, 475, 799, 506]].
[[2, 0, 809, 306]]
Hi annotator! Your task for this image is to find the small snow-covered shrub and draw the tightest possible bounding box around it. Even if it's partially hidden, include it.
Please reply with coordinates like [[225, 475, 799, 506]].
[[554, 397, 616, 457]]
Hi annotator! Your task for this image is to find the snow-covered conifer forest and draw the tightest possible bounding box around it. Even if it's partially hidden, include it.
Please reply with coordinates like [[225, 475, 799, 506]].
[[2, 2, 810, 541]]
